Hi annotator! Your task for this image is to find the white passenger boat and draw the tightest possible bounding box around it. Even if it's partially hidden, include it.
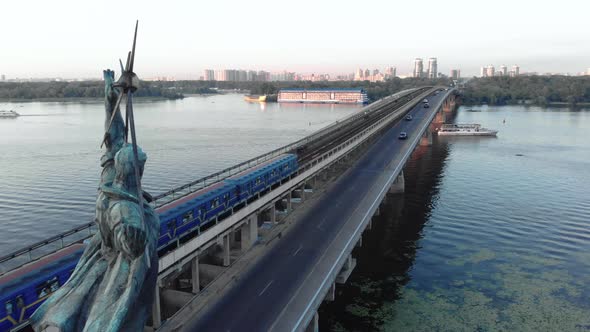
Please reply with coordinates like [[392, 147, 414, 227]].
[[0, 110, 19, 118], [437, 123, 497, 136]]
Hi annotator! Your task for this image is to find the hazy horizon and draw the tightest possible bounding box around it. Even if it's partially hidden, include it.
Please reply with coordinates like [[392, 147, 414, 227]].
[[1, 0, 589, 79]]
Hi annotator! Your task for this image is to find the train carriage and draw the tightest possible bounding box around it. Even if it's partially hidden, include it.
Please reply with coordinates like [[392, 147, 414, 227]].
[[156, 181, 237, 249], [225, 154, 298, 202], [0, 244, 85, 331], [0, 154, 299, 331]]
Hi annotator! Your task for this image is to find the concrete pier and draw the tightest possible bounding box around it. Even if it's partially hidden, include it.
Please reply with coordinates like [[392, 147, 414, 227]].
[[305, 312, 319, 332], [389, 171, 405, 194], [420, 129, 433, 146], [191, 257, 200, 294]]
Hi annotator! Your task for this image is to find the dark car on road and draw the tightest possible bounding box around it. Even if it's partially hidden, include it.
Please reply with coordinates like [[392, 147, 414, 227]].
[[398, 132, 408, 139], [405, 115, 412, 121], [423, 103, 430, 108]]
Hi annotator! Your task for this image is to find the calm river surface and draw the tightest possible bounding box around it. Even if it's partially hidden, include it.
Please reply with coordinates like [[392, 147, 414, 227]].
[[320, 105, 590, 331], [0, 94, 360, 252], [1, 96, 589, 330]]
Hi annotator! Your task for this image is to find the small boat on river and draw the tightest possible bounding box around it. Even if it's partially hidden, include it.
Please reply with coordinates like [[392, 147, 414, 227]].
[[0, 110, 19, 118], [244, 95, 267, 102], [437, 123, 497, 136]]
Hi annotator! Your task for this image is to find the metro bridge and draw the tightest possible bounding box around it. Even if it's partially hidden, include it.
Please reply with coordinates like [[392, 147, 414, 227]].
[[0, 86, 458, 332]]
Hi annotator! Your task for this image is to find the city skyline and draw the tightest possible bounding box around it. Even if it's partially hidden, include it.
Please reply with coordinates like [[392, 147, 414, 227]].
[[1, 0, 589, 79]]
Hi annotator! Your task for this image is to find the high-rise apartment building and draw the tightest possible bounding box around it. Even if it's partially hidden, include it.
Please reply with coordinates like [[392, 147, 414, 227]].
[[364, 69, 370, 78], [500, 65, 508, 76], [485, 65, 495, 77], [450, 69, 460, 79], [203, 69, 215, 81], [512, 65, 520, 76], [355, 68, 363, 80], [413, 58, 423, 78], [427, 57, 437, 79], [1, 74, 5, 81], [385, 66, 396, 78]]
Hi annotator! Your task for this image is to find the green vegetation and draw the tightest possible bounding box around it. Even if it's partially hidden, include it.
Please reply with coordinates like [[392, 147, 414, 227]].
[[9, 76, 589, 107], [0, 81, 184, 100], [0, 78, 453, 102], [462, 76, 590, 106], [226, 78, 453, 101]]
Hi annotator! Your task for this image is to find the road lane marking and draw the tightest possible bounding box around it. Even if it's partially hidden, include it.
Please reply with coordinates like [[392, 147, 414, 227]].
[[293, 245, 303, 257], [286, 89, 451, 331], [259, 280, 274, 296]]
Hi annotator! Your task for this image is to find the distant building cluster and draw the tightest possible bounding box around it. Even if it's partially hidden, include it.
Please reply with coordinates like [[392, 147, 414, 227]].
[[413, 57, 438, 78], [480, 65, 519, 77], [203, 66, 399, 82], [450, 69, 461, 79], [1, 74, 5, 81], [353, 66, 396, 82], [203, 69, 274, 82]]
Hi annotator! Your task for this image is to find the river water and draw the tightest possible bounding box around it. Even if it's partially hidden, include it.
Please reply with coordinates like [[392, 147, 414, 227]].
[[320, 105, 590, 331], [1, 96, 589, 330], [0, 94, 360, 253]]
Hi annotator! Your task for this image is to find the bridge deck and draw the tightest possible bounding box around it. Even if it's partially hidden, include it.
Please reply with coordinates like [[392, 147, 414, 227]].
[[183, 91, 449, 331]]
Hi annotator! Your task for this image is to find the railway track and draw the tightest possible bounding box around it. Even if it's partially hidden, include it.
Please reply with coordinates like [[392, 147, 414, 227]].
[[295, 87, 433, 164]]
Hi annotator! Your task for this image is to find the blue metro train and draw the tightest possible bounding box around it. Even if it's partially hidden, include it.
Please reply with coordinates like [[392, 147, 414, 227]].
[[0, 153, 298, 331]]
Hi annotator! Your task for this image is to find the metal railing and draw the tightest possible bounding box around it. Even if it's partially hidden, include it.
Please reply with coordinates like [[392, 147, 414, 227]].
[[0, 222, 96, 275], [150, 88, 423, 208], [0, 87, 431, 276]]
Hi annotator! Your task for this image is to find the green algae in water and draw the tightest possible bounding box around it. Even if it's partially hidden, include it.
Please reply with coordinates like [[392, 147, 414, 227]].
[[448, 248, 497, 266], [379, 260, 590, 332]]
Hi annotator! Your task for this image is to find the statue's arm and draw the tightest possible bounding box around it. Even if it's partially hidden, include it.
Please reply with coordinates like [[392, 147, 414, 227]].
[[110, 202, 147, 259], [103, 69, 125, 157]]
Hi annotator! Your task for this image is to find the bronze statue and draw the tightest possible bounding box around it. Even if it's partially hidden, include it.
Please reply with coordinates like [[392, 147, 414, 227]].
[[31, 23, 159, 332]]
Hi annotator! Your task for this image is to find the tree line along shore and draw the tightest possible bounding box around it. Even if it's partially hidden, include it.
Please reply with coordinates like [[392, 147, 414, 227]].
[[1, 76, 589, 106]]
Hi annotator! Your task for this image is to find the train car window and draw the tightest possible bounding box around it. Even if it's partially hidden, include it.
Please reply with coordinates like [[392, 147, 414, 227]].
[[37, 283, 51, 299], [183, 211, 193, 223], [199, 207, 205, 216], [50, 277, 60, 292], [5, 300, 13, 315], [256, 177, 261, 185], [167, 220, 176, 231], [16, 296, 24, 310]]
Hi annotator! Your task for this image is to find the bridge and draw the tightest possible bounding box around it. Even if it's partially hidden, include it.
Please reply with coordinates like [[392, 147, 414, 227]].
[[0, 86, 458, 332]]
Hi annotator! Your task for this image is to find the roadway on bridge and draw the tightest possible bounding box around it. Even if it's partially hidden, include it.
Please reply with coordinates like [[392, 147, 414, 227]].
[[184, 91, 447, 331]]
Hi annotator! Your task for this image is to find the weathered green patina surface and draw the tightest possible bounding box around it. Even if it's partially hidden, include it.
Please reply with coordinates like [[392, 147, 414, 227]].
[[30, 70, 159, 331]]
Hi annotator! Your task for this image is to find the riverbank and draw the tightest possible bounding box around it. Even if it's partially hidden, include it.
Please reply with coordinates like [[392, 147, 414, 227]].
[[0, 96, 183, 103]]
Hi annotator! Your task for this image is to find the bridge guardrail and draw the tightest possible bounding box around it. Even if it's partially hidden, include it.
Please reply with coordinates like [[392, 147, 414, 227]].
[[150, 88, 422, 208], [156, 88, 441, 328], [0, 88, 429, 276], [157, 87, 438, 277]]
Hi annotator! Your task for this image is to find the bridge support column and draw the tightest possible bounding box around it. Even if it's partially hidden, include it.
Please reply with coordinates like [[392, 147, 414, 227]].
[[286, 194, 292, 212], [191, 256, 200, 294], [420, 130, 432, 146], [241, 216, 258, 250], [389, 171, 405, 194], [434, 108, 445, 123], [325, 282, 336, 302], [357, 236, 362, 247], [223, 234, 230, 266], [300, 185, 306, 203], [374, 207, 380, 217], [305, 311, 319, 332], [269, 205, 276, 223], [152, 285, 162, 328]]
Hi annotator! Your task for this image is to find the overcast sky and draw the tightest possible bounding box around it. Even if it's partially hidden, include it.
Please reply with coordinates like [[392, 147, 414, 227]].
[[1, 0, 589, 79]]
